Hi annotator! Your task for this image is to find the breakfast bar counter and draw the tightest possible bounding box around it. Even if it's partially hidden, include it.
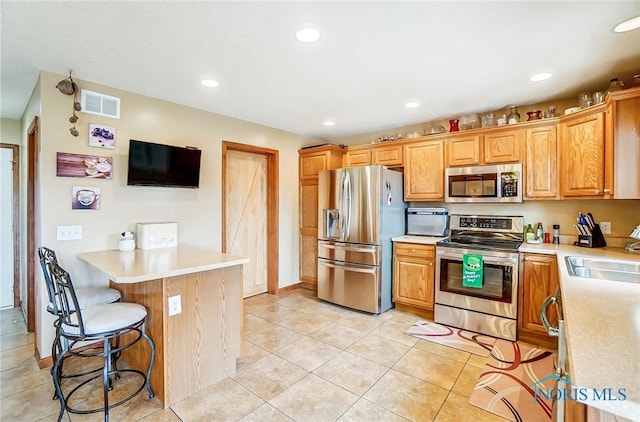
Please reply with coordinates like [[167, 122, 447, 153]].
[[78, 245, 249, 407]]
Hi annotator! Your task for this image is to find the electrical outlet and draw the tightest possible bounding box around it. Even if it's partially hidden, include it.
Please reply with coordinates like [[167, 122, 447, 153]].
[[600, 222, 611, 235], [168, 295, 181, 316], [56, 225, 82, 241]]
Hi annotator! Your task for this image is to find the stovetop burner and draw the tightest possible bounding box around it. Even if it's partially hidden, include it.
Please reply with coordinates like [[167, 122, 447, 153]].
[[437, 214, 525, 253], [436, 237, 522, 253]]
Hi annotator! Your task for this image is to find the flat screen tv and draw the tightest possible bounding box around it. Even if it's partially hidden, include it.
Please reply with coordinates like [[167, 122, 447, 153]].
[[127, 139, 202, 188]]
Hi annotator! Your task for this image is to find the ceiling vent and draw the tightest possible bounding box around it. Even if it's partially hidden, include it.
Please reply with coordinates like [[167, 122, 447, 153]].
[[80, 89, 120, 119]]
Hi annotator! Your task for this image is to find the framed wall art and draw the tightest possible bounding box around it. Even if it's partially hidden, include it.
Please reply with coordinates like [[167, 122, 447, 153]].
[[56, 152, 113, 180], [72, 186, 101, 210], [88, 124, 116, 149]]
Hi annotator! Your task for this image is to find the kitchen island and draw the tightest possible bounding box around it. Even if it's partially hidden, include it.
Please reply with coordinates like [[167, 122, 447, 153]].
[[520, 243, 640, 420], [77, 245, 249, 407]]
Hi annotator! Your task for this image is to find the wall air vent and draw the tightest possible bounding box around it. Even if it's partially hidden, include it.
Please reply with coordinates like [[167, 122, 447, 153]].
[[80, 89, 120, 119]]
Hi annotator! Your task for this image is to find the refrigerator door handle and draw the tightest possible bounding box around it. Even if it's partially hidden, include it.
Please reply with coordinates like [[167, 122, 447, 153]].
[[318, 242, 379, 254], [344, 170, 351, 238], [319, 259, 378, 274]]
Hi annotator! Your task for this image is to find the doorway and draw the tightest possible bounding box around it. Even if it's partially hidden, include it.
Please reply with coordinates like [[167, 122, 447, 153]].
[[0, 143, 19, 309], [222, 141, 278, 297], [27, 117, 39, 334]]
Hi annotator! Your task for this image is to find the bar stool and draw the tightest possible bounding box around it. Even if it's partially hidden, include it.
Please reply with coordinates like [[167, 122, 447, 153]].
[[38, 247, 122, 379], [47, 261, 155, 422]]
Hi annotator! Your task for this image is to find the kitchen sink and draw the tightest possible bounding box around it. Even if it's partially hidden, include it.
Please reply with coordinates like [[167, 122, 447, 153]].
[[565, 256, 640, 284]]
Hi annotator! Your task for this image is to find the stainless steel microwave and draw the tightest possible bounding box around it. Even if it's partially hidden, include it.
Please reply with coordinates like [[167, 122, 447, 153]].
[[445, 163, 523, 203]]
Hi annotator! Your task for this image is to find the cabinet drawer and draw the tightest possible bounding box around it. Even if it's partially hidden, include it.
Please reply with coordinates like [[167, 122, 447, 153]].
[[394, 243, 435, 258]]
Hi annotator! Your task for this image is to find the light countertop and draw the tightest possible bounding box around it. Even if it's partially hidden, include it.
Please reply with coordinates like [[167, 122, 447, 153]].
[[77, 245, 249, 284], [521, 243, 640, 419], [391, 235, 447, 245]]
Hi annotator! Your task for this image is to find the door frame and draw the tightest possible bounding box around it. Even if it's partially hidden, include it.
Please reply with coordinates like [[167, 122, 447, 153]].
[[0, 143, 20, 308], [221, 141, 279, 295], [27, 117, 39, 335]]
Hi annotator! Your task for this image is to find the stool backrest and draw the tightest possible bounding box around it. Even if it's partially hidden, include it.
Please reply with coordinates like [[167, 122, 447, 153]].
[[38, 247, 59, 311], [48, 261, 85, 338]]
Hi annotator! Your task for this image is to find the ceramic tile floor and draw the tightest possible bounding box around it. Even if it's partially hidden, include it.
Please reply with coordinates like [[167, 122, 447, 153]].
[[0, 290, 508, 421]]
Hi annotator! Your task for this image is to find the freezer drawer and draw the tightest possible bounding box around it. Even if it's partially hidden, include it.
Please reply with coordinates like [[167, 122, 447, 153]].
[[317, 240, 380, 266], [317, 258, 381, 313]]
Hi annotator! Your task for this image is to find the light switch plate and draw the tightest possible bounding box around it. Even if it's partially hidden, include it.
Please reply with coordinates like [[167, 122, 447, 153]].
[[168, 295, 181, 316], [600, 222, 611, 235], [56, 225, 82, 241]]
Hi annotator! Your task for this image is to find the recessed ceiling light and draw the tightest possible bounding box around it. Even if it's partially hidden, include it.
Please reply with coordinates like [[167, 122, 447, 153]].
[[614, 15, 640, 32], [405, 101, 420, 109], [323, 120, 335, 126], [530, 72, 552, 82], [201, 79, 220, 88], [296, 27, 320, 43]]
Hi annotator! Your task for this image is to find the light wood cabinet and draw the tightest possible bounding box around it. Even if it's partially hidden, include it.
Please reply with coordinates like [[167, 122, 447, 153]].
[[373, 144, 403, 167], [445, 134, 480, 166], [518, 253, 559, 348], [393, 242, 436, 318], [483, 128, 522, 164], [343, 143, 404, 168], [404, 139, 444, 200], [559, 110, 606, 198], [525, 125, 558, 199], [344, 149, 371, 167], [298, 146, 344, 291], [610, 88, 640, 199]]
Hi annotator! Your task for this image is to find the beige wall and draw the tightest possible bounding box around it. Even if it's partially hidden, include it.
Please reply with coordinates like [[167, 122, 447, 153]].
[[410, 200, 640, 246], [1, 118, 21, 144], [29, 71, 312, 356]]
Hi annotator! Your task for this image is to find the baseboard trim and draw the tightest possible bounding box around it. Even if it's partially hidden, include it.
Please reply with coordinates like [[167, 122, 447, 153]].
[[278, 282, 302, 294], [394, 303, 434, 321]]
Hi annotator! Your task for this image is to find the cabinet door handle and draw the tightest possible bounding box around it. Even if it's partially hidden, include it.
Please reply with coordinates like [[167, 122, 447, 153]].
[[411, 249, 416, 253], [595, 189, 601, 194], [429, 262, 433, 266], [604, 188, 610, 193]]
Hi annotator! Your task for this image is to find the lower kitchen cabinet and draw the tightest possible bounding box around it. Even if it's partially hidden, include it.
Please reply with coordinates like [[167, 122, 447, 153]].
[[392, 242, 436, 319], [518, 253, 559, 348]]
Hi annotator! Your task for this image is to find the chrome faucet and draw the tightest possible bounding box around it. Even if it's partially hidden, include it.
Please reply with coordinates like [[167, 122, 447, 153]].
[[626, 225, 640, 252]]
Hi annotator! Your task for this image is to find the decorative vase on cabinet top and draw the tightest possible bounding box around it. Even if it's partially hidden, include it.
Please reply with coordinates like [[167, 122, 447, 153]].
[[526, 110, 542, 121], [449, 119, 459, 132]]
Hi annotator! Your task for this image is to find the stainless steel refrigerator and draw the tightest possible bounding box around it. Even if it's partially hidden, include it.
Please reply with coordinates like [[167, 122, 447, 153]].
[[317, 165, 405, 314]]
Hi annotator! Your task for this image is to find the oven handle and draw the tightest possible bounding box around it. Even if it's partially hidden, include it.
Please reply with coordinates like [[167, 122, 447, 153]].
[[436, 252, 518, 265]]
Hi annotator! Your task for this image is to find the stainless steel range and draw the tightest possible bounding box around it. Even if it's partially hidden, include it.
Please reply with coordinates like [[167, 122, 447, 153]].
[[435, 214, 524, 341]]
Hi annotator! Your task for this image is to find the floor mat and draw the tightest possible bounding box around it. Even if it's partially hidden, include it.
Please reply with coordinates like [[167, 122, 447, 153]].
[[468, 339, 556, 421], [404, 320, 497, 357]]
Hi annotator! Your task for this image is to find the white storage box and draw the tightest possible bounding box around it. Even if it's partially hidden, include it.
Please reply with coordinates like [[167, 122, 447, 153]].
[[136, 222, 177, 249]]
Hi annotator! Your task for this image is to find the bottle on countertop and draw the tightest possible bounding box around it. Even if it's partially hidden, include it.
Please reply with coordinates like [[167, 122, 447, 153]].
[[536, 222, 544, 240], [506, 106, 521, 124], [553, 224, 560, 244], [525, 224, 534, 242]]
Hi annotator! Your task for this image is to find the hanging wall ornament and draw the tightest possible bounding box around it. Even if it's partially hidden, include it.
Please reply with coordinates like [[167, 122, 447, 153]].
[[56, 69, 81, 137]]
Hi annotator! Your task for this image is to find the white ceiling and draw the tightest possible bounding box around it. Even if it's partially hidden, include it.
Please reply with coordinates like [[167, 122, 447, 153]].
[[2, 1, 639, 140]]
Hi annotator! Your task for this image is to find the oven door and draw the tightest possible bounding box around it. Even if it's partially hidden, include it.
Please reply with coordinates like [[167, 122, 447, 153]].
[[435, 247, 518, 318]]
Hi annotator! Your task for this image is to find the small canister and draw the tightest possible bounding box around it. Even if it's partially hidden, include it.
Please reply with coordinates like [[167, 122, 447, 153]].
[[552, 224, 560, 244]]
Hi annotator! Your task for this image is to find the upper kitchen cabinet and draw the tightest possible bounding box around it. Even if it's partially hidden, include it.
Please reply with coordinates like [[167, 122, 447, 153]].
[[559, 108, 607, 198], [372, 143, 403, 167], [300, 145, 345, 181], [344, 143, 404, 168], [445, 134, 480, 166], [609, 87, 640, 199], [298, 145, 344, 291], [483, 127, 523, 164], [404, 138, 444, 200], [343, 148, 371, 167], [524, 124, 558, 199]]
